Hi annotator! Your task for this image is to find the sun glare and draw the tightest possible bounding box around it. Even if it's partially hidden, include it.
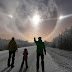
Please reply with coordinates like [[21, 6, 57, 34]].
[[8, 14, 13, 19], [59, 14, 72, 20], [59, 16, 64, 20], [32, 14, 40, 26]]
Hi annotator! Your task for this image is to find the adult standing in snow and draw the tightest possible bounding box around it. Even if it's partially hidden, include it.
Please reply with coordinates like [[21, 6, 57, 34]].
[[7, 37, 17, 68], [34, 37, 46, 72]]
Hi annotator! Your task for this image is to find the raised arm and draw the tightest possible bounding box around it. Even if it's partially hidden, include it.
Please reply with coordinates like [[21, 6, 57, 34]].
[[34, 37, 36, 43], [34, 37, 38, 45]]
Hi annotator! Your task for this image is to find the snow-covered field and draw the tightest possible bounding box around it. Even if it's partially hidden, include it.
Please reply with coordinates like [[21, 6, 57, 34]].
[[0, 46, 72, 72], [46, 47, 72, 72]]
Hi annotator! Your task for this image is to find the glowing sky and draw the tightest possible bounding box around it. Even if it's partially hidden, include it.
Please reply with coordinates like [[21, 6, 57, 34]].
[[0, 0, 72, 42]]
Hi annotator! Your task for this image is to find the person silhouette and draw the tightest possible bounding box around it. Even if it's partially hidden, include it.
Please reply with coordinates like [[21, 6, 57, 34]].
[[34, 37, 46, 72], [21, 48, 28, 69], [7, 37, 17, 68]]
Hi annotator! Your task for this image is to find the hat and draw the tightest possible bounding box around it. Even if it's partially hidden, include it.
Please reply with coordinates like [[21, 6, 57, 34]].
[[38, 37, 41, 40]]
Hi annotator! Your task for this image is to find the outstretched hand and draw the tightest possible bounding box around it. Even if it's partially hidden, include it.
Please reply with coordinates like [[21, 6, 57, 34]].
[[34, 37, 36, 42], [34, 37, 36, 40]]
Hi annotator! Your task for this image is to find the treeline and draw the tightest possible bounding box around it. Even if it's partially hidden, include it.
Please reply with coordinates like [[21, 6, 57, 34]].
[[48, 26, 72, 51], [0, 39, 35, 51]]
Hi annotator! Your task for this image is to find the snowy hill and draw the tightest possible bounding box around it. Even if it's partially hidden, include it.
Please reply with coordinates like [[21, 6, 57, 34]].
[[0, 46, 72, 72]]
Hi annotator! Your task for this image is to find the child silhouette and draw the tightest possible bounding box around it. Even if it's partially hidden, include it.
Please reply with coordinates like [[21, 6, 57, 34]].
[[21, 48, 28, 68]]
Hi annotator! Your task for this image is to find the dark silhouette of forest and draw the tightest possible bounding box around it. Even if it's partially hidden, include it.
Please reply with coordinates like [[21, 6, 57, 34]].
[[47, 26, 72, 51], [0, 39, 35, 51]]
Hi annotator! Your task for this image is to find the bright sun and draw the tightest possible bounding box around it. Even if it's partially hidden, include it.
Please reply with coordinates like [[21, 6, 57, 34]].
[[8, 14, 13, 19], [32, 14, 41, 26]]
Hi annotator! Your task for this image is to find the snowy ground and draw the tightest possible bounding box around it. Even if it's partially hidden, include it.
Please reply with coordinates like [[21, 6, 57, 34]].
[[46, 47, 72, 72], [0, 46, 72, 72]]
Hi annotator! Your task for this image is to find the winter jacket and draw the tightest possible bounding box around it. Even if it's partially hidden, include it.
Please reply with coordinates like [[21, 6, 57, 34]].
[[8, 40, 17, 51], [23, 50, 28, 60], [34, 40, 46, 54]]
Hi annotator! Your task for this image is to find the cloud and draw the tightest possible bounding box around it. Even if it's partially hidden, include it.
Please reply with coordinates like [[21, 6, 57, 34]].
[[0, 0, 58, 41]]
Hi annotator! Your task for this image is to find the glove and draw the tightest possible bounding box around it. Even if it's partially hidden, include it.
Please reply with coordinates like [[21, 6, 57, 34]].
[[45, 51, 46, 55]]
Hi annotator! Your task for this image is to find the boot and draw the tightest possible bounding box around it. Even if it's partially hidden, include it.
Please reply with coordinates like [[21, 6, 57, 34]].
[[11, 64, 14, 68]]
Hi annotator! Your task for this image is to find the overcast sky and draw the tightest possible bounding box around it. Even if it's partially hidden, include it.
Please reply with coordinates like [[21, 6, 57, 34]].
[[0, 0, 72, 42]]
